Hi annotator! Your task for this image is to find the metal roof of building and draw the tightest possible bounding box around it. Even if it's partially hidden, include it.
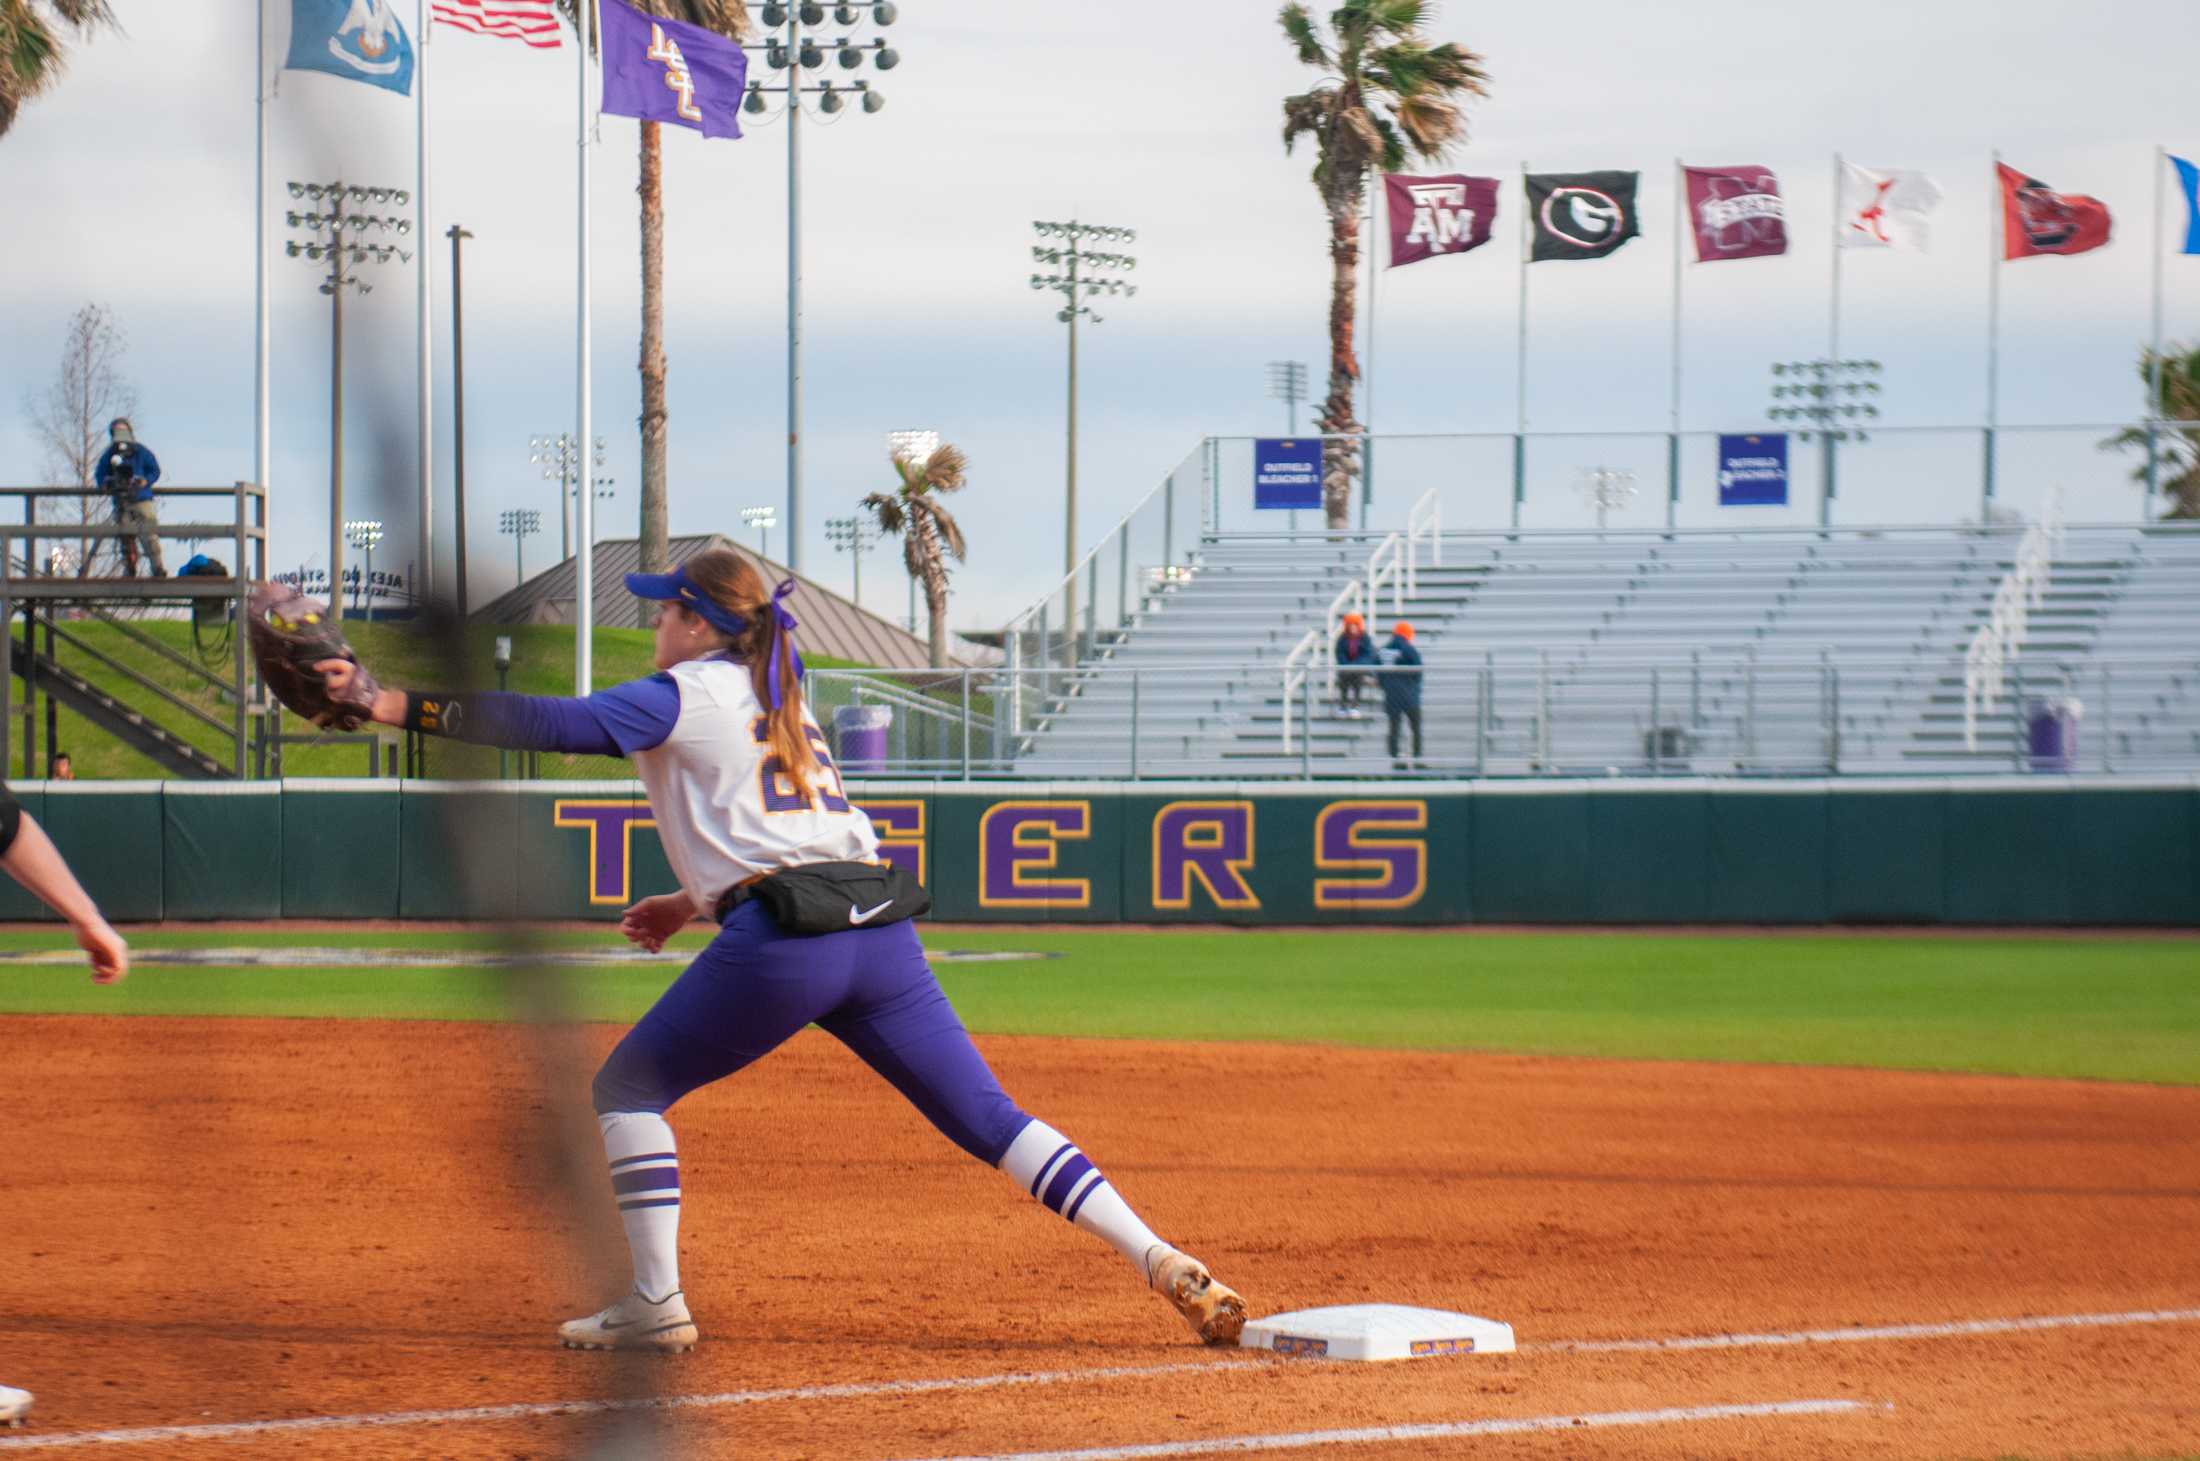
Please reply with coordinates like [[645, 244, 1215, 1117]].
[[469, 534, 953, 669]]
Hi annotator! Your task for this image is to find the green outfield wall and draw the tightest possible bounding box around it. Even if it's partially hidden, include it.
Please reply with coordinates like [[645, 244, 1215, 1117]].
[[4, 779, 2194, 926]]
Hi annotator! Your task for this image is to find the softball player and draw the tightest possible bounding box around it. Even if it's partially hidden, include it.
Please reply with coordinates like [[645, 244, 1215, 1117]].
[[321, 548, 1244, 1350], [0, 779, 131, 1427]]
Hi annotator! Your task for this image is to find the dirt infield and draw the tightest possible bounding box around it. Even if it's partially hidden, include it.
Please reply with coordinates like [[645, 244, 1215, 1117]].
[[1, 1016, 2196, 1458]]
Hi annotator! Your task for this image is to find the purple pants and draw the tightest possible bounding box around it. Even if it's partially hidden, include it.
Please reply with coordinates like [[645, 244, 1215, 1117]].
[[591, 900, 1033, 1165]]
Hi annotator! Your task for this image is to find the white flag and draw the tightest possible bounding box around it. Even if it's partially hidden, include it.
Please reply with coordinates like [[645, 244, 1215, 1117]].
[[1839, 163, 1943, 250]]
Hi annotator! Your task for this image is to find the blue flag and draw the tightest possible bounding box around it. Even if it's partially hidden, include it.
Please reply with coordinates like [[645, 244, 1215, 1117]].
[[2175, 155, 2200, 255], [286, 0, 415, 96], [599, 0, 748, 140]]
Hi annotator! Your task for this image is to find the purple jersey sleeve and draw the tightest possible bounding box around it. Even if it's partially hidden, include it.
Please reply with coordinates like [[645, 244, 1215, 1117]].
[[438, 674, 681, 755]]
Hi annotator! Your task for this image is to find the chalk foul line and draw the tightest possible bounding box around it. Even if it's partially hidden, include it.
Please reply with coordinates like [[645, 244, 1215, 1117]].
[[0, 1304, 2192, 1451], [1532, 1305, 2200, 1354]]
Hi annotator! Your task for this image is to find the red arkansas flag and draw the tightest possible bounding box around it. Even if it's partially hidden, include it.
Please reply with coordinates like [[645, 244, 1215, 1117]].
[[1997, 162, 2112, 259]]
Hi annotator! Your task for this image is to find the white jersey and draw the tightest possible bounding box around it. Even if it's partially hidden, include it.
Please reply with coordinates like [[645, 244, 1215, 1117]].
[[629, 655, 877, 910]]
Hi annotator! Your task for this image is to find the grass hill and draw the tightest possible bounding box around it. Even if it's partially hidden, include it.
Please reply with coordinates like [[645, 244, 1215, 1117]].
[[19, 617, 856, 780]]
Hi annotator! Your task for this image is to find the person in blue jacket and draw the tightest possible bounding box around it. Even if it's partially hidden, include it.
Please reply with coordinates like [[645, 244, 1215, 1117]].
[[1381, 621, 1423, 770], [94, 418, 164, 578], [1334, 612, 1377, 717]]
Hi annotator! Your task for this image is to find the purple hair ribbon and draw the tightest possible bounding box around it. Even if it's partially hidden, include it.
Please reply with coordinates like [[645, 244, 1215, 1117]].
[[767, 578, 806, 710]]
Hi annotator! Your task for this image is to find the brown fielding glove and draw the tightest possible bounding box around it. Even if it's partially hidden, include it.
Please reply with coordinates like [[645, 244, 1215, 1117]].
[[247, 581, 381, 731]]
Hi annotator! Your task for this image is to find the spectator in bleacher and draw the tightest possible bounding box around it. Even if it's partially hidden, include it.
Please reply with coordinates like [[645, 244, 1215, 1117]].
[[1334, 613, 1376, 718], [1381, 621, 1423, 771], [95, 417, 165, 578], [50, 754, 73, 782]]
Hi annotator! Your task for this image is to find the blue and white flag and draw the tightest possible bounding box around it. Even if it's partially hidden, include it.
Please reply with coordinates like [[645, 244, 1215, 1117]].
[[286, 0, 416, 96], [2174, 154, 2200, 255]]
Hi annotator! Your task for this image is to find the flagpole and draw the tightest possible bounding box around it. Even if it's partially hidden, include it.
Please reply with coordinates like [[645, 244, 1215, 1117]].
[[1361, 171, 1378, 532], [575, 0, 595, 693], [1984, 148, 2001, 516], [2147, 143, 2166, 515], [1825, 150, 1842, 531], [1667, 158, 1684, 529], [254, 0, 270, 521], [416, 0, 435, 607], [1513, 160, 1528, 533]]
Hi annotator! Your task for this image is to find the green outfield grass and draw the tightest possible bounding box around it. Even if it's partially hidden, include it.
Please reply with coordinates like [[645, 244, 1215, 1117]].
[[0, 926, 2194, 1085]]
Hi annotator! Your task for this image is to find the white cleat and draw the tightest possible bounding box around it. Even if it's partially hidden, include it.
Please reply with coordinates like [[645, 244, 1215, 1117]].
[[557, 1289, 698, 1353], [0, 1385, 30, 1428], [1145, 1245, 1247, 1346]]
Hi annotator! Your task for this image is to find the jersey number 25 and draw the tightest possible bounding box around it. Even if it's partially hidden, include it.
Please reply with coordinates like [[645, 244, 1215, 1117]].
[[754, 717, 853, 815]]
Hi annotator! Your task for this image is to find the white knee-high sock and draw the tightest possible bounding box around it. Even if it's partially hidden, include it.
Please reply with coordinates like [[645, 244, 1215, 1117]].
[[999, 1119, 1168, 1282], [599, 1111, 681, 1302]]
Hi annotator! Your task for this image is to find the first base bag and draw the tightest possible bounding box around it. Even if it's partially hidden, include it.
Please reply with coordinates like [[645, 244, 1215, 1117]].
[[733, 861, 930, 936]]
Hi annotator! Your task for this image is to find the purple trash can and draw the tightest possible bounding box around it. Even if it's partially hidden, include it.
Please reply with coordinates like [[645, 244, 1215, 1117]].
[[2025, 697, 2077, 773], [834, 704, 893, 773]]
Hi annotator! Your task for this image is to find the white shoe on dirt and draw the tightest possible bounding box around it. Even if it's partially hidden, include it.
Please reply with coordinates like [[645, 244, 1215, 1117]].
[[1145, 1245, 1246, 1346], [0, 1385, 30, 1428], [557, 1289, 698, 1353]]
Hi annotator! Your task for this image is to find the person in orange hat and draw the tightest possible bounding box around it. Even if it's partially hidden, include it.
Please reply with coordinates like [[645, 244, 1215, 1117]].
[[1380, 621, 1424, 770], [1334, 612, 1377, 718]]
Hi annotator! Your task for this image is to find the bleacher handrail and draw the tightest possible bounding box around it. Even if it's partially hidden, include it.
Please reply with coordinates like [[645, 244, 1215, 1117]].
[[1963, 490, 2066, 750]]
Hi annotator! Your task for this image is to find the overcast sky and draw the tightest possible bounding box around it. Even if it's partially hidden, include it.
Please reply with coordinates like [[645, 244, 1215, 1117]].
[[1, 0, 2192, 627]]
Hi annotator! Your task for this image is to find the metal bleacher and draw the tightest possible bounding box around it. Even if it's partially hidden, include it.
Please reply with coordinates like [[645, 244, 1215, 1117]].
[[1005, 519, 2200, 778]]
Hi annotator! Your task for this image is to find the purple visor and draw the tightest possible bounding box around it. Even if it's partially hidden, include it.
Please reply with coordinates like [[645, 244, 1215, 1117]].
[[626, 565, 751, 638], [626, 565, 807, 708]]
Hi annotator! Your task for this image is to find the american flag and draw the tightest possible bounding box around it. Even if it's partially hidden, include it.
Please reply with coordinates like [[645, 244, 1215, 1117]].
[[432, 0, 563, 48]]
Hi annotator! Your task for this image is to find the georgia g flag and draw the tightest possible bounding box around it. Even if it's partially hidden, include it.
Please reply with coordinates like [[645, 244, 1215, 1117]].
[[1838, 164, 1942, 251], [600, 0, 748, 140], [1997, 162, 2112, 259]]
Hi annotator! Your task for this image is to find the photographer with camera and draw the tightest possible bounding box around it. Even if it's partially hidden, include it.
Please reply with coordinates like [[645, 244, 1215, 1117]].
[[94, 417, 165, 578]]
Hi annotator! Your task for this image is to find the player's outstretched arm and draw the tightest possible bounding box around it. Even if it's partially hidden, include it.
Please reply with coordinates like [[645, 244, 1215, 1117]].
[[316, 660, 676, 759], [0, 807, 128, 984]]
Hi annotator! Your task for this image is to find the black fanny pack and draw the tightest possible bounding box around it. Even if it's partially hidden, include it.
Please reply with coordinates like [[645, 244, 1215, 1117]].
[[716, 860, 930, 936]]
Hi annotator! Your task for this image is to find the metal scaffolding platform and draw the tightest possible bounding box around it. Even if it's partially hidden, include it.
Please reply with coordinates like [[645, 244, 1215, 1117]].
[[0, 484, 269, 779]]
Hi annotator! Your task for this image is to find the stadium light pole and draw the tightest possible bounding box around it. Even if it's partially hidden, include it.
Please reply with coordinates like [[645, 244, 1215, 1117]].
[[889, 429, 938, 633], [500, 507, 543, 588], [1768, 357, 1882, 531], [447, 223, 475, 620], [1266, 360, 1309, 434], [1030, 221, 1136, 664], [824, 514, 878, 609], [742, 0, 903, 576], [529, 433, 608, 561], [741, 503, 778, 563], [1267, 360, 1309, 531], [1574, 466, 1638, 532], [344, 518, 385, 621], [286, 179, 413, 621]]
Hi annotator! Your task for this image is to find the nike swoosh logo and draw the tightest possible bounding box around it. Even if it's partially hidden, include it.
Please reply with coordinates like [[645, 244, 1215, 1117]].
[[600, 1317, 637, 1330], [848, 900, 894, 925]]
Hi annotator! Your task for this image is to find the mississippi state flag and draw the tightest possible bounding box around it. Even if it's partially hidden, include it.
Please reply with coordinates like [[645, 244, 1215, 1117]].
[[1998, 162, 2112, 259]]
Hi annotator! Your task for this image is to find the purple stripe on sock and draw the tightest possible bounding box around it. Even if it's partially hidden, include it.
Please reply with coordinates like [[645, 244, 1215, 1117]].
[[1029, 1142, 1073, 1198], [1042, 1154, 1094, 1215], [1063, 1174, 1107, 1224], [617, 1196, 682, 1211], [612, 1166, 681, 1195], [609, 1151, 677, 1170]]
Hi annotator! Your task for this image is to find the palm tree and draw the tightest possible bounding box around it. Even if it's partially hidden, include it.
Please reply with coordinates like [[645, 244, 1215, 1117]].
[[0, 0, 120, 138], [558, 0, 750, 573], [863, 441, 968, 668], [1279, 0, 1488, 527], [2102, 344, 2200, 520]]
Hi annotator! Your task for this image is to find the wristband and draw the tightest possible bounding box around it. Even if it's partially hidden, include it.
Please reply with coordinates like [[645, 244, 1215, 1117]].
[[403, 692, 465, 737]]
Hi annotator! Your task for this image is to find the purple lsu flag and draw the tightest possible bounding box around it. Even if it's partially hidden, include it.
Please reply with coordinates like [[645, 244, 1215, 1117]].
[[599, 0, 748, 140]]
